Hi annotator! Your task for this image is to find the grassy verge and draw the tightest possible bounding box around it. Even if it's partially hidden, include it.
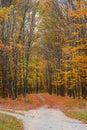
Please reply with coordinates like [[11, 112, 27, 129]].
[[65, 110, 87, 123], [0, 109, 24, 115], [0, 113, 23, 130]]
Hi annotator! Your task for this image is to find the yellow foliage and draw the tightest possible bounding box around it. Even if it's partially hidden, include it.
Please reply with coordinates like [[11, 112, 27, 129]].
[[74, 23, 86, 28], [72, 32, 78, 35], [0, 7, 11, 19], [71, 44, 87, 52], [15, 0, 22, 3], [76, 0, 87, 8], [0, 43, 4, 49], [69, 10, 82, 18], [69, 1, 87, 18], [39, 0, 52, 16], [17, 44, 24, 49]]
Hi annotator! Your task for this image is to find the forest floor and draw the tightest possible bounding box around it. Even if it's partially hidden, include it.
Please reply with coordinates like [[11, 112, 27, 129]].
[[1, 106, 87, 130], [0, 93, 87, 111], [0, 93, 87, 125]]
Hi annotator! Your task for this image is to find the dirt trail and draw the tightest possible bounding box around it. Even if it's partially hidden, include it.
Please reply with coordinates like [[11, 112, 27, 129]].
[[0, 94, 87, 130], [36, 94, 46, 105], [0, 106, 87, 130]]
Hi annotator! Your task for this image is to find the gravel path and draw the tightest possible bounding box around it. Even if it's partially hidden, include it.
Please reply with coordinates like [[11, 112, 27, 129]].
[[0, 106, 87, 130]]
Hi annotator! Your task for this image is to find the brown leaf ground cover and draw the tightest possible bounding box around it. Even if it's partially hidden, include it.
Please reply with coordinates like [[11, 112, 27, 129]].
[[0, 94, 41, 110], [0, 93, 87, 111]]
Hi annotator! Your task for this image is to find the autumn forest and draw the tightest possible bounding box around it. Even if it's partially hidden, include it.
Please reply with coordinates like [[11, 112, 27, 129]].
[[0, 0, 87, 100]]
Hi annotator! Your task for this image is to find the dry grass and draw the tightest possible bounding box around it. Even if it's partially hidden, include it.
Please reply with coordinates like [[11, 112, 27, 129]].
[[0, 113, 23, 130]]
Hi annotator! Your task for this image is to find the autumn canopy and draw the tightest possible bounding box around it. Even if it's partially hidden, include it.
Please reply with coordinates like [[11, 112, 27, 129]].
[[0, 0, 87, 99]]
